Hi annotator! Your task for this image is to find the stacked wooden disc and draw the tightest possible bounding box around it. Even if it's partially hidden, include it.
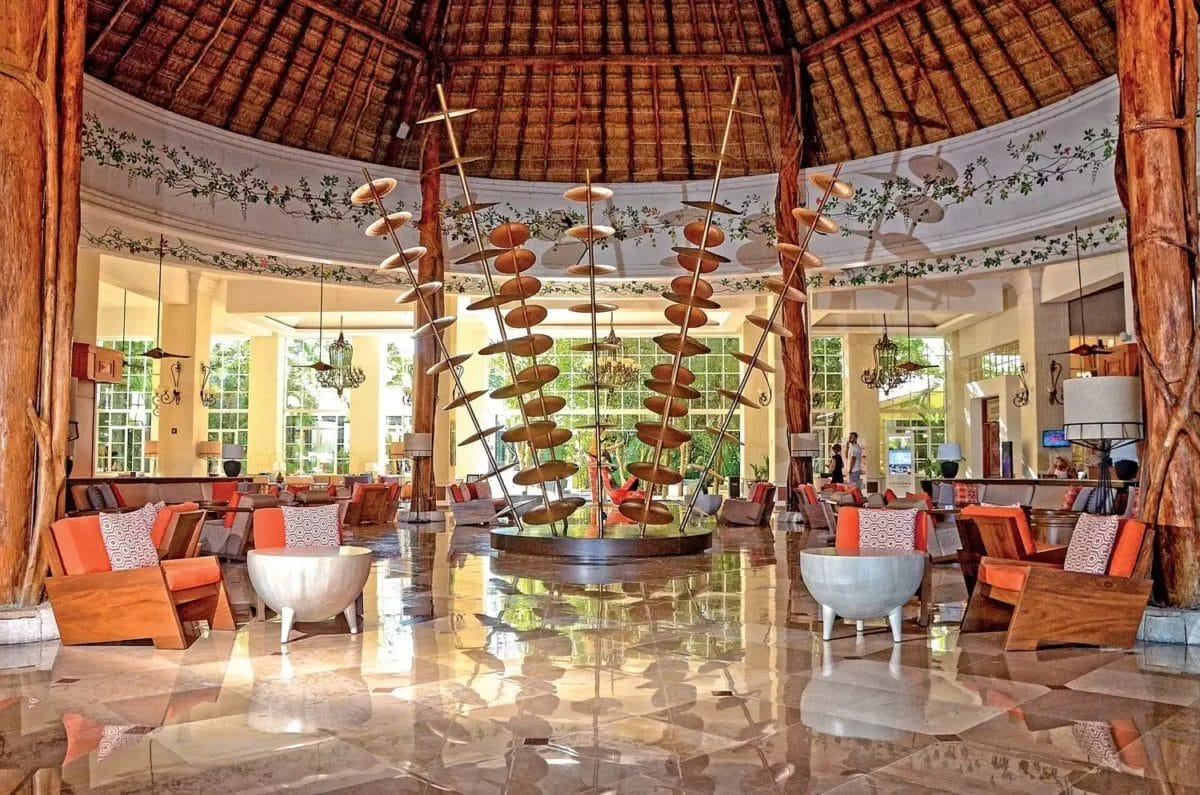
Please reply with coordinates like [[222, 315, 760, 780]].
[[618, 215, 734, 528], [678, 170, 854, 531], [464, 219, 580, 526], [351, 170, 525, 531]]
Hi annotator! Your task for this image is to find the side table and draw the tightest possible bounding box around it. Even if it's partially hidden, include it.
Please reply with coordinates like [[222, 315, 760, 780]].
[[247, 546, 372, 643], [800, 548, 926, 642]]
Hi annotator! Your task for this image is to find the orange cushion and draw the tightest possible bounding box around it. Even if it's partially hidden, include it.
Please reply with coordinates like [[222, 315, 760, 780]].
[[961, 505, 1036, 558], [110, 483, 127, 508], [401, 483, 413, 499], [977, 560, 1030, 592], [223, 490, 243, 528], [211, 481, 238, 503], [835, 507, 929, 552], [750, 482, 772, 504], [1108, 519, 1147, 577], [51, 516, 112, 575], [799, 485, 818, 505], [150, 502, 198, 547], [161, 557, 221, 591], [252, 507, 287, 550], [883, 489, 897, 504], [385, 482, 399, 500], [1060, 485, 1083, 511]]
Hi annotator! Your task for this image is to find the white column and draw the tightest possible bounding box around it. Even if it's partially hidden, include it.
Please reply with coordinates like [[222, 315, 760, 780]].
[[247, 333, 285, 474], [454, 311, 491, 480], [71, 250, 102, 477], [843, 334, 881, 480], [740, 296, 773, 482], [347, 334, 385, 474], [1014, 269, 1069, 476], [157, 273, 216, 476]]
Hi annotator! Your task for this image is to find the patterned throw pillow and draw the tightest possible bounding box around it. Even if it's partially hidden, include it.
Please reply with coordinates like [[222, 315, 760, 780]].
[[475, 480, 492, 500], [1060, 485, 1083, 511], [281, 503, 341, 547], [86, 485, 106, 510], [858, 508, 918, 551], [98, 511, 159, 570], [1064, 514, 1120, 574], [952, 483, 980, 507], [449, 483, 465, 503], [96, 483, 119, 510]]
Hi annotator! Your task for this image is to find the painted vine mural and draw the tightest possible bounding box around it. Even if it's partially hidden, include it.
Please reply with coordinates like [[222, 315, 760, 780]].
[[81, 109, 1127, 290]]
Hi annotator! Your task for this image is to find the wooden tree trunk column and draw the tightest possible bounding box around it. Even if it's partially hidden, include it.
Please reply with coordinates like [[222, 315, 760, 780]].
[[776, 50, 814, 511], [1116, 0, 1200, 607], [411, 124, 445, 514], [1, 0, 85, 605]]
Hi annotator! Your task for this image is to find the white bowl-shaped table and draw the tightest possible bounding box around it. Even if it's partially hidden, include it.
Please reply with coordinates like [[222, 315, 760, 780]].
[[800, 548, 926, 642], [247, 546, 373, 643]]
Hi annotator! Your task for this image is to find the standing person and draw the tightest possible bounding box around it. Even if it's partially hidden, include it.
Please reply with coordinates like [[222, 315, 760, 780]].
[[846, 432, 864, 489], [828, 443, 845, 484]]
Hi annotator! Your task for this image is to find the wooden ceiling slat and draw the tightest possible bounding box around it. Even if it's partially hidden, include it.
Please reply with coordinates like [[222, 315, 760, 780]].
[[102, 0, 165, 79], [169, 0, 237, 100], [251, 8, 315, 137], [328, 41, 380, 156], [1039, 0, 1105, 76], [886, 14, 960, 134], [918, 2, 1014, 118], [1006, 0, 1082, 93], [278, 18, 339, 142], [348, 49, 389, 158], [222, 0, 292, 129], [88, 0, 140, 59], [287, 0, 425, 59], [188, 1, 262, 117], [139, 0, 219, 99], [856, 32, 904, 151], [963, 0, 1039, 108], [801, 0, 924, 60]]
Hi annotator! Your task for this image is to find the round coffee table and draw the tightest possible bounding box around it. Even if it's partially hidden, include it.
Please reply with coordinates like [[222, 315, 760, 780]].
[[800, 548, 926, 642], [247, 546, 372, 643]]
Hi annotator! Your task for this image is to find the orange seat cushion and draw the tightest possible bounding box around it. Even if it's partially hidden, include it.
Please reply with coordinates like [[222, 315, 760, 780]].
[[252, 508, 287, 550], [835, 507, 929, 552], [52, 516, 112, 575], [224, 490, 243, 528], [211, 481, 238, 503], [161, 557, 221, 591], [1108, 519, 1148, 577], [977, 560, 1030, 592], [151, 502, 199, 547], [961, 505, 1036, 557]]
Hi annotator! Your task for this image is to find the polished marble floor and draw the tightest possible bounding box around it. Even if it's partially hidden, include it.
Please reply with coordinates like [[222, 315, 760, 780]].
[[5, 519, 1200, 793]]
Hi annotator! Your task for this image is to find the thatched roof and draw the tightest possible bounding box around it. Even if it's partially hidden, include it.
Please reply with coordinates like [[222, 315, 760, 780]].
[[85, 0, 1116, 182]]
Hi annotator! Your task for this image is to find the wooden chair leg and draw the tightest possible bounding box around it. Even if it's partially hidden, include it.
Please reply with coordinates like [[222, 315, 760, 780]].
[[151, 625, 189, 650], [210, 581, 236, 631], [960, 585, 1014, 633]]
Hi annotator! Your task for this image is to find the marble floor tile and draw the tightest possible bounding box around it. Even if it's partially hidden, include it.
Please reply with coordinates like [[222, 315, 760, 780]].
[[3, 518, 1199, 793]]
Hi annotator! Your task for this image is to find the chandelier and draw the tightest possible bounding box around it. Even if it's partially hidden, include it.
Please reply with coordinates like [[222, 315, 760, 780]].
[[317, 318, 366, 398], [861, 318, 907, 395], [582, 321, 640, 395]]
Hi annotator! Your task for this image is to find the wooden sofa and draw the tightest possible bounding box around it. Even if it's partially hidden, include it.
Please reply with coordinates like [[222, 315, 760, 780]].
[[42, 511, 235, 649]]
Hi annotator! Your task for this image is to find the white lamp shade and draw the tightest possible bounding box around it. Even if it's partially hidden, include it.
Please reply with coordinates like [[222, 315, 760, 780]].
[[387, 441, 406, 457], [143, 440, 159, 457], [937, 442, 962, 461], [789, 432, 820, 457], [196, 440, 222, 458], [404, 432, 433, 457], [222, 443, 244, 459], [1064, 376, 1144, 441]]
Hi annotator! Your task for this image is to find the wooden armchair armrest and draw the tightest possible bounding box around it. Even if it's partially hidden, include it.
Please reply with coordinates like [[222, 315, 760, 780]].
[[46, 565, 169, 594], [978, 556, 1061, 571], [1022, 565, 1151, 595], [1003, 565, 1153, 650], [1027, 545, 1068, 565]]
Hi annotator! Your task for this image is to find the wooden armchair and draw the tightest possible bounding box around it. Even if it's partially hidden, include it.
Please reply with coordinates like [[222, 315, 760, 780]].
[[835, 506, 933, 626], [957, 506, 1067, 595], [42, 515, 235, 649], [199, 493, 280, 560], [383, 482, 401, 519], [343, 483, 390, 526], [961, 517, 1153, 651], [718, 482, 775, 526]]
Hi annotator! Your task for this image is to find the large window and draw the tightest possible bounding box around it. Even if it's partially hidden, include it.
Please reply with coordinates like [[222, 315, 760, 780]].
[[811, 336, 845, 461], [486, 336, 743, 491], [95, 339, 155, 474], [207, 338, 250, 465], [881, 337, 947, 477], [963, 341, 1021, 383], [284, 339, 350, 474]]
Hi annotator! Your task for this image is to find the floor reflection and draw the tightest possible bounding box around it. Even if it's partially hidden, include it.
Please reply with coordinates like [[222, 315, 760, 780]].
[[3, 518, 1200, 793]]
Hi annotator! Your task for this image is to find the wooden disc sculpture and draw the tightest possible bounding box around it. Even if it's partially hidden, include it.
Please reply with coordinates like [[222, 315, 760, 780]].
[[416, 84, 578, 530], [677, 167, 853, 531], [618, 77, 750, 533]]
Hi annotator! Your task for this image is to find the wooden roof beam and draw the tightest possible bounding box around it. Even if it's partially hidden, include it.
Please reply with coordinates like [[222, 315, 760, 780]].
[[288, 0, 425, 60], [800, 0, 925, 60], [446, 52, 785, 68]]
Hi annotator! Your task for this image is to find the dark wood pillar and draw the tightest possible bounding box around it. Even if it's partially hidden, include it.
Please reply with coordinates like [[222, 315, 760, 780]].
[[1, 0, 85, 604], [411, 124, 445, 514], [777, 50, 814, 510], [1116, 0, 1200, 607]]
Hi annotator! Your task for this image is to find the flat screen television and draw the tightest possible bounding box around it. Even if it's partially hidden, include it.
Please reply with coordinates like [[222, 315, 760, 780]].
[[1042, 428, 1071, 449]]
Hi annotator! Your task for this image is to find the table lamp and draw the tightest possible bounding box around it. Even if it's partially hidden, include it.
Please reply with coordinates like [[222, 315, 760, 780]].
[[936, 442, 963, 478], [1064, 376, 1143, 514], [196, 440, 222, 477], [222, 443, 245, 477]]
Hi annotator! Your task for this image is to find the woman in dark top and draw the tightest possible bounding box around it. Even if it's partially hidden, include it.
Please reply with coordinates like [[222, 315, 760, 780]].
[[829, 443, 845, 484]]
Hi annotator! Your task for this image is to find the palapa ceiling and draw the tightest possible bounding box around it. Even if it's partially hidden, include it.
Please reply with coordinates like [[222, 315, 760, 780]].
[[85, 0, 1117, 183]]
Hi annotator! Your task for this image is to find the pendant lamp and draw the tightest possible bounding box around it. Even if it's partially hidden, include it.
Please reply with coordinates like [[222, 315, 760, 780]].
[[141, 235, 190, 360]]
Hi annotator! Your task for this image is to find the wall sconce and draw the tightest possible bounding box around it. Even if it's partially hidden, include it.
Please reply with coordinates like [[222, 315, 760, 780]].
[[1048, 360, 1064, 405], [1012, 363, 1030, 408], [199, 362, 220, 408], [152, 360, 183, 415]]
